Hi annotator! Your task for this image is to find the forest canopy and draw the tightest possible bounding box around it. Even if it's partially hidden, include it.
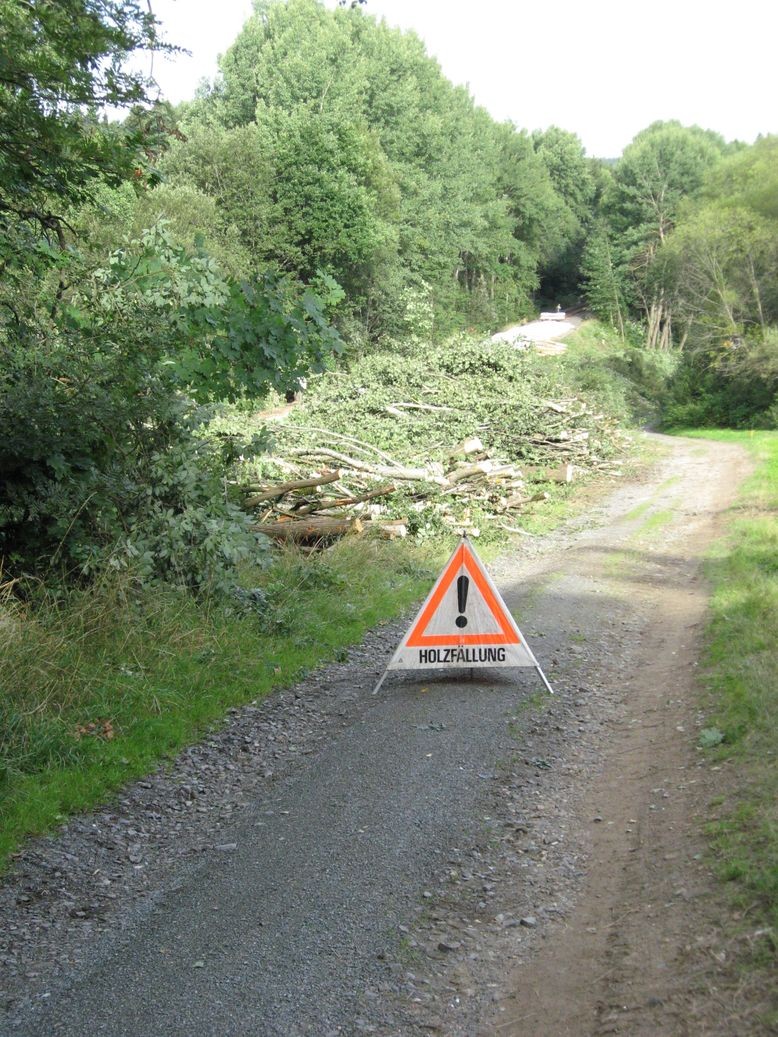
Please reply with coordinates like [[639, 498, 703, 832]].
[[581, 124, 778, 426], [123, 0, 598, 342]]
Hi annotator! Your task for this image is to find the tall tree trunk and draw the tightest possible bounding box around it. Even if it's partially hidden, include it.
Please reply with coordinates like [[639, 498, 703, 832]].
[[659, 312, 672, 351], [645, 300, 661, 350], [746, 254, 766, 334]]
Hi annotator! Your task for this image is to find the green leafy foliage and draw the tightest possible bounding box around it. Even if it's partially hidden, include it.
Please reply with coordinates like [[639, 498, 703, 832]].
[[699, 727, 725, 748], [0, 225, 342, 581], [558, 321, 677, 424], [530, 126, 598, 301], [580, 222, 631, 335], [663, 334, 778, 430], [606, 121, 729, 247], [161, 0, 590, 340], [584, 123, 778, 428], [281, 334, 631, 472], [657, 138, 778, 427], [0, 0, 345, 588], [111, 442, 265, 594], [584, 121, 732, 350], [0, 0, 171, 250]]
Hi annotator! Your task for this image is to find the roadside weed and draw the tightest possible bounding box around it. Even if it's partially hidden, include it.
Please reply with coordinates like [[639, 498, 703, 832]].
[[682, 431, 778, 978]]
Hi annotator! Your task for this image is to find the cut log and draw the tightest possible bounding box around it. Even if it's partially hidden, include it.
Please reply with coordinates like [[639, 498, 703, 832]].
[[548, 463, 574, 484], [523, 462, 576, 482], [447, 460, 493, 484], [505, 490, 550, 509], [368, 519, 408, 539], [277, 426, 400, 465], [251, 515, 407, 543], [445, 436, 485, 459], [483, 463, 524, 480], [542, 400, 588, 417], [533, 430, 589, 444], [252, 516, 364, 541], [498, 522, 537, 537], [244, 471, 339, 506]]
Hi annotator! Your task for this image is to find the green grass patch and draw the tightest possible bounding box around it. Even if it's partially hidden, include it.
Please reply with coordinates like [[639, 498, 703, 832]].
[[635, 507, 675, 537], [0, 536, 444, 870], [623, 501, 652, 522], [562, 319, 631, 352], [507, 690, 549, 740], [680, 429, 778, 970], [511, 485, 578, 536], [620, 502, 675, 537], [602, 547, 633, 578]]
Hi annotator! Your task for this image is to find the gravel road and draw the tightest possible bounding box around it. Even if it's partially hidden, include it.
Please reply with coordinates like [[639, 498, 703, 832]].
[[0, 432, 756, 1036]]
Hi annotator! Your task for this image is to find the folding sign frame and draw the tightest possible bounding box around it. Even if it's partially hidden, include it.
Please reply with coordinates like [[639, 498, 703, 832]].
[[373, 536, 554, 695]]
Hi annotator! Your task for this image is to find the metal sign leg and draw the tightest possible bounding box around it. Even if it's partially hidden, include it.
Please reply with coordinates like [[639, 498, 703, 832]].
[[535, 664, 554, 695], [372, 669, 389, 695]]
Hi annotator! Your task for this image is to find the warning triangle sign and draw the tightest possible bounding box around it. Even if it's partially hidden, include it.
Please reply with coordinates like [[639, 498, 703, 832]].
[[377, 537, 552, 693]]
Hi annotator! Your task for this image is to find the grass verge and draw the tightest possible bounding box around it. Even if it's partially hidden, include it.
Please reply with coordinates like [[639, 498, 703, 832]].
[[681, 429, 777, 1001], [558, 319, 677, 425], [0, 536, 443, 870]]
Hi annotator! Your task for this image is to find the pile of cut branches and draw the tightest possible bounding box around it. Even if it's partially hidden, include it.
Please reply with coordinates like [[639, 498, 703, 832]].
[[232, 337, 629, 542]]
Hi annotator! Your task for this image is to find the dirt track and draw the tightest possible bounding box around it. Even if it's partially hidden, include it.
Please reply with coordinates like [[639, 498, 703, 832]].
[[0, 432, 758, 1036]]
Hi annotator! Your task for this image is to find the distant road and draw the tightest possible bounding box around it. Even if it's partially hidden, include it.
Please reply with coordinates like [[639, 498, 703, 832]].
[[490, 314, 583, 354]]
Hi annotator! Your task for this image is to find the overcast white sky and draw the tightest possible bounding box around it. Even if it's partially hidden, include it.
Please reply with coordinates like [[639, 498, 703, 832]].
[[143, 0, 777, 158]]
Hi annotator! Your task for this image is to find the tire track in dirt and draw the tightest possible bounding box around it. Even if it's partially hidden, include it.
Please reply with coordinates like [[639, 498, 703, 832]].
[[491, 526, 726, 1035]]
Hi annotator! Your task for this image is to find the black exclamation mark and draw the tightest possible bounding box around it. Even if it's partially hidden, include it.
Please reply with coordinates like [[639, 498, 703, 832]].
[[456, 574, 470, 628]]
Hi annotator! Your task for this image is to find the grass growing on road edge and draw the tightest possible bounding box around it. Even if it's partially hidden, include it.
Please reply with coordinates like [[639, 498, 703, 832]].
[[0, 536, 444, 871], [683, 430, 778, 988]]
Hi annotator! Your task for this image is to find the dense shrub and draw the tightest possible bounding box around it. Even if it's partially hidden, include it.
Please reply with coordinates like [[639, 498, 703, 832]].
[[663, 334, 778, 429], [0, 228, 342, 585]]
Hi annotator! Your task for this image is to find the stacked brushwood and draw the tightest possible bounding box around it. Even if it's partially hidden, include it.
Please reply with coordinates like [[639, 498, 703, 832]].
[[241, 432, 540, 543], [233, 339, 628, 544]]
